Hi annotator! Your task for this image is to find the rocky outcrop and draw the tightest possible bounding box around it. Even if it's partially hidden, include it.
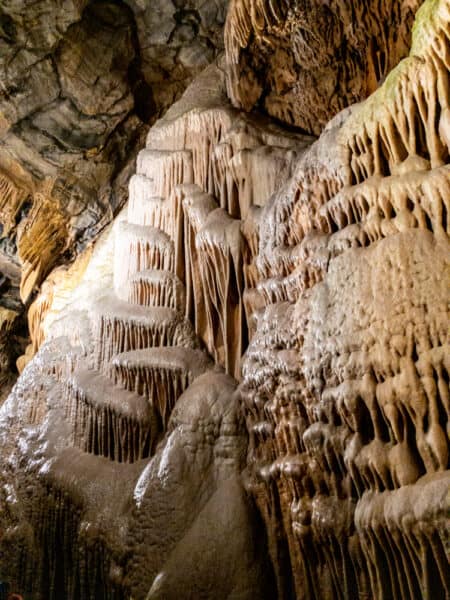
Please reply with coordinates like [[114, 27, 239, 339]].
[[0, 0, 449, 598], [0, 63, 293, 599], [0, 0, 229, 383], [225, 0, 423, 134], [1, 1, 143, 300], [239, 0, 450, 597]]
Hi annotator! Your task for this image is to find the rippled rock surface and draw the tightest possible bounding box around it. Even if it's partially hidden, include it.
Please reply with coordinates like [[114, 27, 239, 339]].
[[0, 0, 449, 598], [0, 0, 229, 382]]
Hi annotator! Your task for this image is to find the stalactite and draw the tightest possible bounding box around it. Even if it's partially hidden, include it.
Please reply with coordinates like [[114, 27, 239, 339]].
[[65, 369, 155, 463], [91, 297, 198, 370], [225, 145, 298, 219], [146, 101, 234, 195], [136, 150, 194, 199], [1, 4, 449, 599], [120, 270, 186, 311], [17, 185, 69, 303], [195, 208, 246, 379], [178, 186, 218, 336], [128, 175, 172, 236], [113, 222, 174, 292], [210, 118, 305, 219], [241, 206, 263, 340], [225, 0, 422, 134], [109, 347, 212, 429]]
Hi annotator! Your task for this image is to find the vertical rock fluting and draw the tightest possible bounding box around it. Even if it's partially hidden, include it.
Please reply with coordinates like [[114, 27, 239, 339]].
[[224, 0, 424, 134], [240, 1, 450, 598], [0, 62, 296, 599], [0, 1, 449, 597]]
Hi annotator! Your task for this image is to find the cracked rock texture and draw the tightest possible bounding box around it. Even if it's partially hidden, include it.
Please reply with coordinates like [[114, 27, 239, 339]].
[[0, 0, 449, 599]]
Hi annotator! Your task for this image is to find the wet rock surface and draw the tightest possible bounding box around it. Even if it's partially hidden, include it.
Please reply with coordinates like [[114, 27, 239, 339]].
[[0, 62, 288, 599], [238, 1, 450, 597], [0, 0, 228, 381], [0, 0, 449, 598]]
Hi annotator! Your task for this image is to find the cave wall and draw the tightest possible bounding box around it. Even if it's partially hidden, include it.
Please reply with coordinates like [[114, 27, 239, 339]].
[[0, 0, 228, 385], [0, 0, 449, 599], [224, 0, 423, 134], [240, 0, 450, 595]]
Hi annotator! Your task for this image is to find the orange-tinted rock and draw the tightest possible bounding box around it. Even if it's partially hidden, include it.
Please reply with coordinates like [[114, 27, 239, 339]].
[[0, 1, 449, 599], [225, 0, 423, 134]]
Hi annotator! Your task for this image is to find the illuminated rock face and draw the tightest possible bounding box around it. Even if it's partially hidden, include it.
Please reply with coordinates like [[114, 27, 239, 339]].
[[0, 0, 449, 599], [0, 63, 296, 600], [239, 1, 450, 598], [0, 0, 229, 379]]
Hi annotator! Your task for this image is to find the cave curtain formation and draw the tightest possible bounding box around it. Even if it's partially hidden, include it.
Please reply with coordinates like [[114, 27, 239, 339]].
[[0, 0, 449, 599]]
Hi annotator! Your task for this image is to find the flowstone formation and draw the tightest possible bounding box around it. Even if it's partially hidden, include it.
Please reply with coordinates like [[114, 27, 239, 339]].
[[0, 0, 228, 387], [0, 0, 449, 598], [225, 0, 423, 134], [239, 0, 450, 597], [0, 62, 302, 598]]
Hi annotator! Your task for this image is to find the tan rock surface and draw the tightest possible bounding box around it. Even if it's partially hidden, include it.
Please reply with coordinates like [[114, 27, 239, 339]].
[[0, 0, 448, 598], [240, 1, 450, 597], [225, 0, 423, 135], [0, 0, 229, 386]]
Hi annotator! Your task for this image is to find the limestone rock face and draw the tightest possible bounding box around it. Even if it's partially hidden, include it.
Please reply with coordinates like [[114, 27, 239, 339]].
[[225, 0, 423, 134], [0, 63, 293, 599], [239, 1, 450, 597], [0, 0, 228, 383], [0, 1, 143, 295], [0, 0, 449, 599]]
